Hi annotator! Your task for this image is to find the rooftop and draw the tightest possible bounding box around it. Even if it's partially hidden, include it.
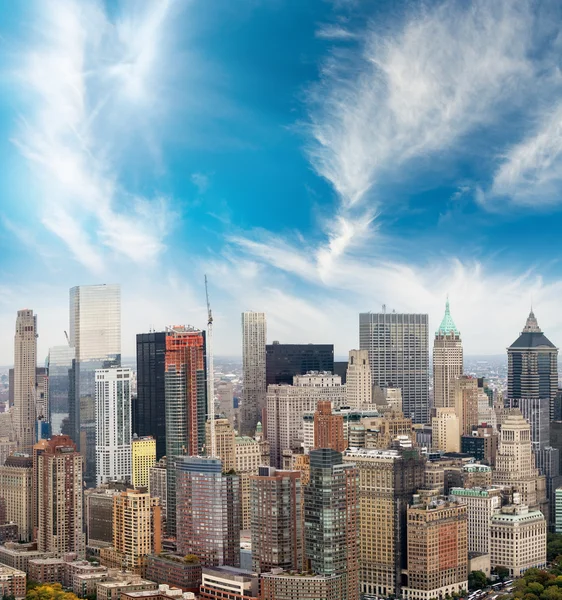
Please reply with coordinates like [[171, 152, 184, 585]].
[[436, 298, 460, 337]]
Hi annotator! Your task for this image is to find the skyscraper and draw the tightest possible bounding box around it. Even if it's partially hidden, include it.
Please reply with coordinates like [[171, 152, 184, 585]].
[[164, 326, 206, 537], [131, 436, 156, 490], [305, 449, 360, 600], [313, 400, 346, 452], [453, 375, 480, 436], [508, 310, 559, 419], [265, 342, 334, 386], [206, 418, 236, 472], [135, 331, 169, 460], [33, 435, 85, 556], [176, 456, 240, 567], [346, 349, 372, 408], [250, 466, 303, 573], [69, 284, 121, 486], [241, 312, 267, 435], [359, 311, 429, 424], [0, 454, 33, 541], [46, 345, 75, 435], [95, 367, 132, 485], [14, 310, 37, 454], [433, 299, 463, 410]]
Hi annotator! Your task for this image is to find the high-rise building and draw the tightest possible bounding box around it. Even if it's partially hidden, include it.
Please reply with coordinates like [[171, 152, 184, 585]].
[[135, 332, 169, 460], [432, 408, 460, 452], [235, 436, 267, 530], [46, 346, 75, 435], [493, 410, 547, 513], [14, 310, 37, 454], [359, 311, 429, 424], [453, 375, 479, 436], [346, 350, 372, 408], [149, 457, 167, 521], [505, 397, 550, 452], [241, 312, 267, 435], [250, 466, 303, 573], [33, 435, 85, 556], [260, 571, 343, 600], [164, 326, 206, 537], [305, 449, 359, 600], [206, 418, 235, 471], [110, 489, 162, 573], [266, 342, 334, 386], [69, 284, 121, 486], [176, 456, 240, 567], [85, 486, 124, 547], [432, 299, 463, 411], [313, 400, 346, 452], [217, 381, 235, 426], [404, 499, 468, 600], [344, 447, 426, 598], [0, 454, 33, 541], [131, 436, 156, 490], [95, 367, 132, 485], [508, 310, 559, 419]]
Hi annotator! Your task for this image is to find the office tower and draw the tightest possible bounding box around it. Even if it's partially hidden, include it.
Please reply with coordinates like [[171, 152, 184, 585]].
[[313, 400, 346, 452], [432, 408, 460, 452], [235, 436, 267, 530], [217, 381, 235, 425], [176, 456, 240, 567], [536, 446, 562, 530], [305, 449, 359, 600], [460, 425, 498, 466], [250, 466, 303, 573], [344, 447, 426, 598], [266, 342, 334, 386], [490, 504, 546, 576], [404, 499, 468, 600], [359, 311, 429, 424], [164, 326, 206, 537], [46, 346, 75, 435], [353, 411, 415, 450], [373, 386, 403, 413], [0, 454, 33, 541], [493, 410, 547, 513], [131, 435, 156, 490], [205, 418, 235, 470], [85, 486, 124, 547], [346, 350, 372, 408], [505, 397, 550, 452], [449, 487, 502, 554], [508, 310, 559, 419], [14, 310, 37, 454], [95, 367, 132, 485], [453, 375, 479, 436], [333, 360, 349, 383], [433, 299, 463, 410], [149, 457, 167, 520], [33, 435, 85, 556], [110, 489, 162, 573], [266, 374, 345, 467], [241, 312, 267, 435], [135, 331, 168, 460], [69, 284, 121, 486]]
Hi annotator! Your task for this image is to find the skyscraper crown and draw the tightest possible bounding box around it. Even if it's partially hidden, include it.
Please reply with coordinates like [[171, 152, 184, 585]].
[[436, 298, 460, 337], [522, 309, 541, 333]]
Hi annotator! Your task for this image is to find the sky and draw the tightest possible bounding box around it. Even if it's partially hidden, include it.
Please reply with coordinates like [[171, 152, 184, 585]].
[[1, 0, 562, 364]]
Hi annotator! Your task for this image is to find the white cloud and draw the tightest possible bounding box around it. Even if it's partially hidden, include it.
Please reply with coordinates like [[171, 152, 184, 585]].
[[315, 25, 357, 41], [191, 172, 210, 194]]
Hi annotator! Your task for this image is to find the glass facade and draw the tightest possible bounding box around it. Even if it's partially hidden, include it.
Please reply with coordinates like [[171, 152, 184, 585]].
[[265, 343, 334, 386], [47, 345, 75, 435]]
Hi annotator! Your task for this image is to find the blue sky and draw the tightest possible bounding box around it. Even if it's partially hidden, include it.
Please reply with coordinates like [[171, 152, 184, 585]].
[[1, 0, 562, 363]]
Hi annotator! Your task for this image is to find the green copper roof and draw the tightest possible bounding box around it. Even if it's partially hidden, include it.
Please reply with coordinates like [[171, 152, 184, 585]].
[[436, 298, 460, 337]]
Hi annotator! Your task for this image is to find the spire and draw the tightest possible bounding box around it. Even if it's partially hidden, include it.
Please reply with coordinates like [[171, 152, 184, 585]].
[[436, 297, 460, 337], [522, 309, 541, 333]]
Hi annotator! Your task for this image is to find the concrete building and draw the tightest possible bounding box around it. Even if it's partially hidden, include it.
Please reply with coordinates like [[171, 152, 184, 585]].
[[216, 381, 235, 426], [449, 487, 502, 554], [373, 386, 403, 414], [461, 425, 498, 466], [490, 503, 547, 576], [0, 454, 32, 541], [205, 418, 235, 472], [144, 554, 201, 594], [149, 458, 167, 520], [34, 435, 85, 556], [96, 367, 132, 485], [14, 309, 37, 454], [235, 436, 266, 530], [403, 499, 468, 600], [28, 558, 65, 585], [250, 467, 302, 573], [96, 576, 158, 600], [85, 486, 125, 548], [0, 565, 26, 599], [241, 312, 267, 435], [0, 437, 17, 466], [176, 456, 240, 567], [432, 408, 460, 452], [131, 436, 156, 490], [556, 487, 562, 533], [343, 447, 426, 598], [359, 311, 429, 424], [505, 397, 550, 452], [200, 567, 259, 600], [346, 350, 372, 408], [260, 571, 343, 600], [433, 299, 463, 411], [453, 376, 479, 436], [313, 400, 346, 452], [0, 543, 51, 573], [462, 464, 494, 489]]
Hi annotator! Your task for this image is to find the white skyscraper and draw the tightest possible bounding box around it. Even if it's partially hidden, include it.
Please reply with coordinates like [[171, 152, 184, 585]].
[[95, 367, 132, 485], [346, 349, 372, 408], [14, 310, 37, 454], [241, 312, 267, 435]]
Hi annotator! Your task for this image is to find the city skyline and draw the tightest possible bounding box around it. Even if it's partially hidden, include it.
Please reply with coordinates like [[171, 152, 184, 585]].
[[3, 1, 562, 362]]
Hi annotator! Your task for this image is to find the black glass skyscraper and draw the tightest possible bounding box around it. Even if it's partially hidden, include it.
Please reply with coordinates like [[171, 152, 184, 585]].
[[135, 331, 168, 460], [265, 342, 334, 386]]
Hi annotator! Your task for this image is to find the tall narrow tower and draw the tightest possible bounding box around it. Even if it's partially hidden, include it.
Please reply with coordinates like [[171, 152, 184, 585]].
[[241, 312, 267, 435], [14, 310, 37, 454], [433, 299, 463, 411], [346, 349, 372, 408]]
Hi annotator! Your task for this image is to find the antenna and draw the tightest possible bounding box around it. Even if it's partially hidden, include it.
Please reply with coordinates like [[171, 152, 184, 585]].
[[205, 275, 216, 459]]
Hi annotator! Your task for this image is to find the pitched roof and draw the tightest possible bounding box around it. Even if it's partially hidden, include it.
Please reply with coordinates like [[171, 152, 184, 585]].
[[509, 310, 557, 349], [436, 298, 460, 337]]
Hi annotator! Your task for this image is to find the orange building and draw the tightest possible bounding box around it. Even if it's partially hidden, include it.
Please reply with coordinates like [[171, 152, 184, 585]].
[[313, 401, 346, 452]]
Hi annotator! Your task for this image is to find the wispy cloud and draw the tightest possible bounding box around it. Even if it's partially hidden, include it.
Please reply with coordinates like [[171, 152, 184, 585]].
[[191, 172, 210, 194], [315, 25, 357, 40], [11, 0, 178, 272]]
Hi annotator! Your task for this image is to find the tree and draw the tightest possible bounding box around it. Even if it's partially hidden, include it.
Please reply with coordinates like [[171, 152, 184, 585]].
[[495, 566, 510, 582], [26, 584, 82, 600], [469, 571, 488, 591], [548, 535, 562, 563]]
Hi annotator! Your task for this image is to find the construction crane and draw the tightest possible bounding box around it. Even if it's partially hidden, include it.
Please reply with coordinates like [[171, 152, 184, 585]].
[[205, 275, 217, 459]]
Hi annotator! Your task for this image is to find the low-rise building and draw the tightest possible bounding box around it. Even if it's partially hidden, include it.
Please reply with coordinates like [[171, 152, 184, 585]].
[[0, 523, 19, 544], [0, 564, 26, 599], [96, 576, 158, 600], [468, 553, 490, 578], [121, 584, 196, 600], [199, 567, 259, 600], [144, 554, 201, 594], [0, 542, 52, 572], [27, 558, 65, 584], [259, 570, 342, 600]]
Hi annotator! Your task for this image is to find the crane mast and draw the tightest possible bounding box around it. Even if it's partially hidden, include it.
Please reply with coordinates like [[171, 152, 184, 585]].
[[205, 275, 216, 458]]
